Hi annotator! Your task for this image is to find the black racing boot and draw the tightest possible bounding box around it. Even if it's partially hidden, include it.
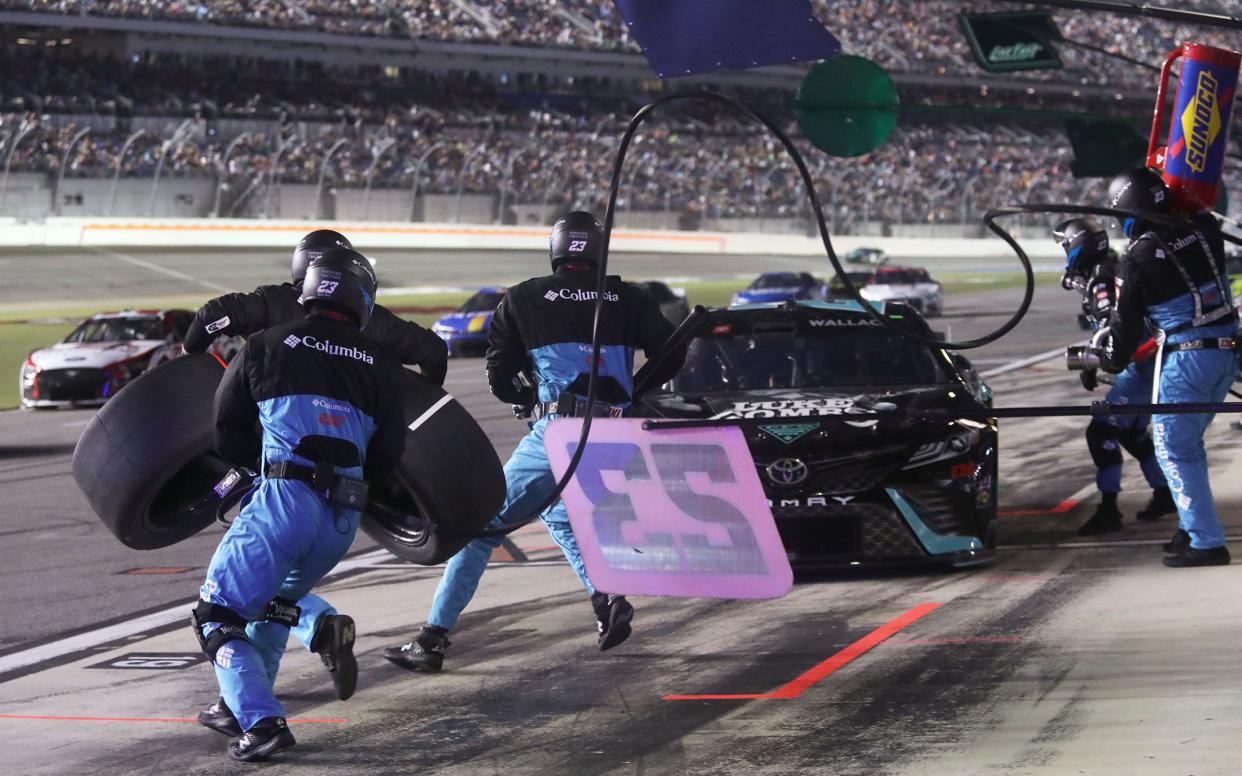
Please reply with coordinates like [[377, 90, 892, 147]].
[[1136, 487, 1176, 522], [1163, 529, 1191, 555], [592, 592, 635, 651], [382, 626, 450, 673], [228, 717, 296, 762], [197, 697, 242, 737], [1077, 494, 1123, 536], [1163, 544, 1231, 568], [310, 614, 357, 701]]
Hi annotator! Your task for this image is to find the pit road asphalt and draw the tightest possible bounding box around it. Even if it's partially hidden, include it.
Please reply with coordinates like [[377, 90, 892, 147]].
[[2, 249, 1241, 775]]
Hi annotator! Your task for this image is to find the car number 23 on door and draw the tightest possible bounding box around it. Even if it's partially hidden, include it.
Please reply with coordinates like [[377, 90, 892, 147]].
[[545, 420, 793, 599]]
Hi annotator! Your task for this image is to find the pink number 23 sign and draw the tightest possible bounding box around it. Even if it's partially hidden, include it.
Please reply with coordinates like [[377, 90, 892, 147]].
[[544, 419, 793, 600]]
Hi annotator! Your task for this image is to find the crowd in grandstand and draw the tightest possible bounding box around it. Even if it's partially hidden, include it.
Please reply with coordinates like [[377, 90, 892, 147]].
[[3, 0, 1239, 225], [2, 104, 1118, 226], [3, 0, 1237, 90]]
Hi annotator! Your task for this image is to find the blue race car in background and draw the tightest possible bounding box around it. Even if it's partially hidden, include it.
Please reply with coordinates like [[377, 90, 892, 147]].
[[431, 287, 506, 357], [731, 271, 827, 306]]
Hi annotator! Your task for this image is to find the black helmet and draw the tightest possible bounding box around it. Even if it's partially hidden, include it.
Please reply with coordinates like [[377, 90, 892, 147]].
[[549, 210, 604, 270], [1108, 168, 1169, 239], [291, 229, 352, 285], [1054, 217, 1109, 288], [301, 247, 377, 329]]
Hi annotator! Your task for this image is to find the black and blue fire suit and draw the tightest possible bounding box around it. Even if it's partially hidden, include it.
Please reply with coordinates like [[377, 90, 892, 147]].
[[424, 266, 681, 630], [184, 282, 445, 655], [1106, 214, 1238, 549], [198, 314, 405, 731]]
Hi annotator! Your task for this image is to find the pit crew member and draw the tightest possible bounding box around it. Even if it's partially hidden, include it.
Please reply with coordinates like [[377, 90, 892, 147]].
[[382, 211, 685, 672], [1054, 217, 1172, 536], [184, 229, 446, 710], [1104, 168, 1239, 567], [193, 248, 406, 761]]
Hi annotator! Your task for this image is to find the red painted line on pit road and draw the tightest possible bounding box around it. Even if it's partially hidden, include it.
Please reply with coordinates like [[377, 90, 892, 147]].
[[0, 714, 344, 725], [999, 498, 1079, 517], [663, 602, 942, 702]]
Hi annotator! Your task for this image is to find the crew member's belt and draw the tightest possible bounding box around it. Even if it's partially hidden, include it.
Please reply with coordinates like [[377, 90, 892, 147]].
[[1165, 337, 1238, 353], [533, 397, 625, 420], [265, 460, 368, 509]]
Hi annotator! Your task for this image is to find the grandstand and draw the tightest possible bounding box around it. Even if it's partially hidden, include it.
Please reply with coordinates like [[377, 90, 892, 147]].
[[1, 1, 1239, 231]]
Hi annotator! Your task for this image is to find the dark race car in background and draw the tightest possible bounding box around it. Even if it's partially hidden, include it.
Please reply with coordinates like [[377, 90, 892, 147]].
[[431, 287, 506, 357], [633, 300, 997, 569], [634, 280, 691, 325], [20, 309, 194, 409], [731, 271, 827, 306]]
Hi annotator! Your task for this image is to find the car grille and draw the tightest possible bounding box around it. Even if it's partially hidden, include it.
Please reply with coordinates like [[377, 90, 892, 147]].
[[36, 368, 107, 402], [897, 485, 973, 536], [757, 444, 908, 496], [774, 502, 924, 562]]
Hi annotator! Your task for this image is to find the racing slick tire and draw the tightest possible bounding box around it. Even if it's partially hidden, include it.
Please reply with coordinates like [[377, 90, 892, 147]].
[[360, 370, 505, 566], [72, 353, 233, 550]]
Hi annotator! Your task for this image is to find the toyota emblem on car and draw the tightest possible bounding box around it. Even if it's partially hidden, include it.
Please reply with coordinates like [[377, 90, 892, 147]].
[[767, 458, 809, 486]]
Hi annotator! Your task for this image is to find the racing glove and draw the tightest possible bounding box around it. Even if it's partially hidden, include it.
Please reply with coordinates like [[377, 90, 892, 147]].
[[1079, 368, 1098, 392]]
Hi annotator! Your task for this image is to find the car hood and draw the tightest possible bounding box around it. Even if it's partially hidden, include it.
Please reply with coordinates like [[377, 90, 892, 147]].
[[433, 312, 493, 333], [28, 341, 162, 370], [641, 385, 981, 452]]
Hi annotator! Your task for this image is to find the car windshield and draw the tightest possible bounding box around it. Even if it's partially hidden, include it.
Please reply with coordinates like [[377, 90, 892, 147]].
[[459, 292, 505, 313], [830, 272, 874, 290], [64, 318, 164, 343], [657, 321, 948, 393], [752, 273, 807, 289]]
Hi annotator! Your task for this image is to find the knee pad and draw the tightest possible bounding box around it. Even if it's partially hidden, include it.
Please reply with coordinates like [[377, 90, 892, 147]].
[[1117, 424, 1156, 462], [261, 597, 301, 628], [1085, 421, 1123, 471], [191, 600, 250, 663]]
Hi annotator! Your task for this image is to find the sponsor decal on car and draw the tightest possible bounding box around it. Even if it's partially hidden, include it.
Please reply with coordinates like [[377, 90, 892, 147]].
[[808, 318, 882, 327], [758, 423, 818, 444], [711, 398, 877, 419]]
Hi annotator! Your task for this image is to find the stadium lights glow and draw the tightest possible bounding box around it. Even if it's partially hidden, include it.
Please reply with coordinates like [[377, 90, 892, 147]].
[[16, 37, 33, 45]]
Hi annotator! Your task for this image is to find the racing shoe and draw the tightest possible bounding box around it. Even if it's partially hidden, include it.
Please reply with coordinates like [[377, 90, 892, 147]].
[[1163, 529, 1190, 555], [592, 593, 634, 651], [1077, 500, 1123, 536], [228, 717, 296, 762], [1136, 487, 1177, 522], [197, 697, 242, 737], [310, 614, 357, 701], [382, 626, 450, 673], [1163, 544, 1231, 568]]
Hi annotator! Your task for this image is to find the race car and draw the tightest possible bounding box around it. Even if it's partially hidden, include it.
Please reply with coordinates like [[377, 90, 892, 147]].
[[730, 271, 827, 306], [633, 299, 997, 569], [845, 247, 888, 265], [829, 266, 944, 317], [20, 309, 194, 409], [634, 280, 691, 325], [431, 287, 506, 357]]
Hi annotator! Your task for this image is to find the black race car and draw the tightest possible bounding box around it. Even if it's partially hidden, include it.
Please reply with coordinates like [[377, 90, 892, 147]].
[[633, 299, 998, 569]]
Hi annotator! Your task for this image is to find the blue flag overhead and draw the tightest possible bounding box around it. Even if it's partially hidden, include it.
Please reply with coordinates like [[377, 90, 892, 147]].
[[613, 0, 841, 78]]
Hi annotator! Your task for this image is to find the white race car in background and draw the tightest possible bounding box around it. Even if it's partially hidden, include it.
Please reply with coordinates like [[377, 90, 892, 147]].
[[829, 266, 944, 317], [20, 309, 196, 409]]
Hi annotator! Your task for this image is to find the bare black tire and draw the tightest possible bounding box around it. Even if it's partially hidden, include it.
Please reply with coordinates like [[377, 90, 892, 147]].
[[73, 353, 233, 550], [361, 370, 506, 565]]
